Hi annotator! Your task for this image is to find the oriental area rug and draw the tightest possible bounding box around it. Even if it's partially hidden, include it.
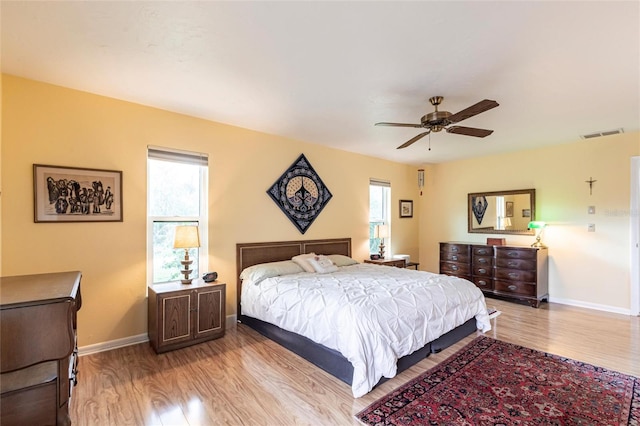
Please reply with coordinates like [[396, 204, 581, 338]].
[[356, 336, 639, 425]]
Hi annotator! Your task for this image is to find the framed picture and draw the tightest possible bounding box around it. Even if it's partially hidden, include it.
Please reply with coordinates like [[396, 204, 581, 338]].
[[399, 199, 413, 218], [33, 164, 123, 223], [522, 208, 531, 218], [505, 201, 514, 217]]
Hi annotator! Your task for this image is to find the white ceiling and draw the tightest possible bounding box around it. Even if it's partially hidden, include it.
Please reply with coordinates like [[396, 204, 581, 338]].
[[2, 1, 639, 165]]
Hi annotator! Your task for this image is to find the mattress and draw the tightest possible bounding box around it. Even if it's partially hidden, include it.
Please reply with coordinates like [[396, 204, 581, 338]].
[[241, 263, 491, 397]]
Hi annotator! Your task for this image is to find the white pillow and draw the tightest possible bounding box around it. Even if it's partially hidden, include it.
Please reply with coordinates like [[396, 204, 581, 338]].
[[240, 260, 304, 285], [308, 255, 339, 274], [291, 253, 316, 273], [327, 254, 358, 267]]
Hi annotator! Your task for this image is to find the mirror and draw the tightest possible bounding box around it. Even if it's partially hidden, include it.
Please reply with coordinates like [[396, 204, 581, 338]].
[[468, 189, 535, 235]]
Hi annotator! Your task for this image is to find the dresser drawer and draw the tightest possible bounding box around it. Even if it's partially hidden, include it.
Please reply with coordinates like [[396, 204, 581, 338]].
[[440, 243, 470, 255], [472, 265, 492, 277], [494, 268, 536, 282], [473, 255, 493, 267], [495, 280, 536, 297], [440, 251, 470, 263], [495, 258, 536, 270], [473, 277, 494, 290], [472, 246, 493, 257], [440, 261, 470, 276], [495, 247, 536, 260]]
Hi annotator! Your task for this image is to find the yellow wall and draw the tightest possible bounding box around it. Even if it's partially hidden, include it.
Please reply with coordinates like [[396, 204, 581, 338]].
[[420, 132, 640, 312], [1, 75, 420, 347]]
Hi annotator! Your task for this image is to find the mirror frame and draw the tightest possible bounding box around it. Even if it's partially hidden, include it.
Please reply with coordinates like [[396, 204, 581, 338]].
[[467, 189, 536, 235]]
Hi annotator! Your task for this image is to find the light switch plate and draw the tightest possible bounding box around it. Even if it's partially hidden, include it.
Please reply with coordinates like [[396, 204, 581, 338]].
[[588, 223, 596, 232], [588, 206, 596, 214]]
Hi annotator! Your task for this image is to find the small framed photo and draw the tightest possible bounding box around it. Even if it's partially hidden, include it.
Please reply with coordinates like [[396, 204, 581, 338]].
[[505, 201, 514, 217], [399, 199, 413, 218], [33, 164, 123, 222], [522, 208, 531, 218]]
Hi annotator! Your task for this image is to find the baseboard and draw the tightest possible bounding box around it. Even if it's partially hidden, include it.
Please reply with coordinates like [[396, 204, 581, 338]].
[[549, 296, 631, 316], [79, 314, 238, 356], [79, 333, 149, 356]]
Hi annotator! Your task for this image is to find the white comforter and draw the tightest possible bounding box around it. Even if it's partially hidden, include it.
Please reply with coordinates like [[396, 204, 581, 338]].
[[241, 263, 491, 397]]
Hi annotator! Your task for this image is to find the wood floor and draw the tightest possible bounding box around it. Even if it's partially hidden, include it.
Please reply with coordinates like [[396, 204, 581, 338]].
[[70, 299, 640, 425]]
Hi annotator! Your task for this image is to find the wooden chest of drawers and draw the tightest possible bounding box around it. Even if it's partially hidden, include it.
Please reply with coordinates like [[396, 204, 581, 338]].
[[439, 242, 548, 307]]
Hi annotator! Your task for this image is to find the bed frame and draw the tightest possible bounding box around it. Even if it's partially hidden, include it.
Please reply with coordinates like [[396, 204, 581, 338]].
[[236, 237, 476, 386]]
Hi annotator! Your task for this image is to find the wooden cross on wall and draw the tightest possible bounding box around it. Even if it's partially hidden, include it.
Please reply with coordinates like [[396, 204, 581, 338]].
[[585, 177, 597, 195]]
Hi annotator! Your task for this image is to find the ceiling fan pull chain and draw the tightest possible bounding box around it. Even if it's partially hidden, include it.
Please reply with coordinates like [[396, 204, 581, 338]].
[[428, 133, 431, 151]]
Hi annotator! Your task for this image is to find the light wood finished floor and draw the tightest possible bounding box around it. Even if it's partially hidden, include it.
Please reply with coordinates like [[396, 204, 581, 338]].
[[71, 299, 640, 425]]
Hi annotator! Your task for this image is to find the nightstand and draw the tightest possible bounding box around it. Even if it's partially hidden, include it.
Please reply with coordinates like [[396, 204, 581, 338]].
[[148, 280, 226, 353], [364, 258, 407, 268]]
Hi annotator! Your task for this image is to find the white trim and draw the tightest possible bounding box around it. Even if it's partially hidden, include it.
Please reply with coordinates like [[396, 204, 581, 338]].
[[78, 333, 149, 356], [78, 314, 237, 356], [631, 157, 640, 316], [548, 296, 631, 316]]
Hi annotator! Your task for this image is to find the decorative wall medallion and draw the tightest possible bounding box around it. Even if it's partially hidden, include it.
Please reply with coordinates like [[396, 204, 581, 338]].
[[471, 195, 488, 225], [267, 154, 333, 234]]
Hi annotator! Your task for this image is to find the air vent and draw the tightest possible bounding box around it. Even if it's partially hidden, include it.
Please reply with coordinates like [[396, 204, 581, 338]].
[[580, 128, 624, 139]]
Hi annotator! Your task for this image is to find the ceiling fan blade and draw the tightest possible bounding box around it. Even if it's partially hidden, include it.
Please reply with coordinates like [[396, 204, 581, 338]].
[[375, 122, 423, 128], [447, 99, 499, 124], [397, 131, 430, 149], [446, 126, 493, 137]]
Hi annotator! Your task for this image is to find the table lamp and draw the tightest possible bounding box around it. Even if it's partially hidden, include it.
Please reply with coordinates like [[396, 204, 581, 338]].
[[375, 224, 389, 258], [527, 221, 547, 248], [173, 225, 200, 284]]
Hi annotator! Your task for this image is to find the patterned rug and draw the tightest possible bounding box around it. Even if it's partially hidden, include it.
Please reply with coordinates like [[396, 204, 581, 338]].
[[356, 336, 639, 425]]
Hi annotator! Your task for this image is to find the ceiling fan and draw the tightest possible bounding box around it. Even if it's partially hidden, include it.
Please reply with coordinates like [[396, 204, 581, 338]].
[[375, 96, 499, 149]]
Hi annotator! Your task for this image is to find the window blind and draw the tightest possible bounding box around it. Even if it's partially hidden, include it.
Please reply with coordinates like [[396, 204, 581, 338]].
[[369, 178, 391, 187], [147, 145, 208, 166]]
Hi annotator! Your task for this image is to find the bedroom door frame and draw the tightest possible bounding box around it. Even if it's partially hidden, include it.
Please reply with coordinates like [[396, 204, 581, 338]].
[[631, 156, 639, 316]]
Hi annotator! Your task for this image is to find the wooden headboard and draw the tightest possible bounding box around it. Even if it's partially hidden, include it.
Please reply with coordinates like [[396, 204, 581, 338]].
[[235, 237, 352, 319]]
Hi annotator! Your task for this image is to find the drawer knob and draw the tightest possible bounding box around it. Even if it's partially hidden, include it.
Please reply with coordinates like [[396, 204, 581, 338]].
[[508, 285, 517, 291], [452, 247, 458, 252], [452, 255, 458, 261], [508, 262, 517, 267], [508, 251, 518, 257], [478, 280, 487, 286], [478, 249, 488, 255], [452, 265, 458, 270], [479, 258, 487, 264], [478, 268, 487, 274], [508, 273, 518, 279]]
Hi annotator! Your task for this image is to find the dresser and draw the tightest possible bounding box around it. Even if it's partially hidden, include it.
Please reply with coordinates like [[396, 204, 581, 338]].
[[148, 280, 226, 353], [440, 242, 548, 307], [0, 271, 82, 426]]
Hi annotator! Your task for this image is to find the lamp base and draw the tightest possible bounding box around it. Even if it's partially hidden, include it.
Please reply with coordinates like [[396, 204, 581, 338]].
[[378, 242, 386, 259], [179, 256, 194, 284], [531, 237, 547, 248]]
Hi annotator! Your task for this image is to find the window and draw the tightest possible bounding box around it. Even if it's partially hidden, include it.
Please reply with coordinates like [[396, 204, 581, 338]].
[[147, 147, 208, 285], [369, 179, 391, 255]]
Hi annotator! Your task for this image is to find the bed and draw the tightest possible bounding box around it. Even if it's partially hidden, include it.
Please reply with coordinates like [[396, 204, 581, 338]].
[[236, 237, 491, 397]]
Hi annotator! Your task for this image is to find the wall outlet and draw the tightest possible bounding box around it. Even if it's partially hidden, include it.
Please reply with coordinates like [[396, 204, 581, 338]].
[[588, 223, 596, 232], [588, 206, 596, 214]]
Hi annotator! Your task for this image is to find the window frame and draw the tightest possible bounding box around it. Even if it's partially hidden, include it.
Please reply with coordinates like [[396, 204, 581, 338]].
[[369, 179, 391, 256], [146, 146, 208, 286]]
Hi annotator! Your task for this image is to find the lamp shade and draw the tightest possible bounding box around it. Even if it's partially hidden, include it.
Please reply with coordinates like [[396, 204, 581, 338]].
[[173, 225, 201, 249], [375, 224, 389, 239], [528, 221, 546, 229]]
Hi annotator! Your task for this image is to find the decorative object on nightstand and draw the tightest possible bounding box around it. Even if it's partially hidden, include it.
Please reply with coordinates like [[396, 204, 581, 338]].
[[173, 225, 200, 284], [374, 224, 388, 258], [528, 221, 547, 248]]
